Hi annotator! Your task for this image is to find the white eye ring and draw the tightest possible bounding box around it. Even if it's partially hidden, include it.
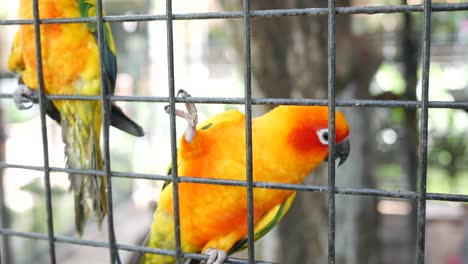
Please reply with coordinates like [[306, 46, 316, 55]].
[[317, 128, 329, 145]]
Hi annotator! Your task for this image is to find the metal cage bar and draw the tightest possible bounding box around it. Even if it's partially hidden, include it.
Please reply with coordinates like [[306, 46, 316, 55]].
[[1, 94, 468, 110], [31, 0, 57, 263], [4, 161, 468, 201], [95, 0, 119, 262], [328, 0, 336, 264], [165, 0, 183, 263], [0, 1, 467, 264], [1, 3, 468, 25], [242, 0, 256, 263], [416, 0, 432, 263], [327, 0, 337, 263]]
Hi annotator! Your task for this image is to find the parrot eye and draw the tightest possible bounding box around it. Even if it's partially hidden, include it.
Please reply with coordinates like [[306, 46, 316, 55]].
[[317, 128, 329, 145]]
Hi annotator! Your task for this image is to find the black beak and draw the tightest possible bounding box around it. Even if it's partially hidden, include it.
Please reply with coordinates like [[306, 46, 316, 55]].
[[326, 139, 350, 167]]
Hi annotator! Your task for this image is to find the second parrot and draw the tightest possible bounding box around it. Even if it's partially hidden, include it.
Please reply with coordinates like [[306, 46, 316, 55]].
[[8, 0, 144, 235]]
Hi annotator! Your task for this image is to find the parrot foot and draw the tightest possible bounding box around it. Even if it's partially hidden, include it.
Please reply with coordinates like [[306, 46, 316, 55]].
[[204, 248, 227, 264], [13, 84, 38, 110], [164, 89, 198, 143]]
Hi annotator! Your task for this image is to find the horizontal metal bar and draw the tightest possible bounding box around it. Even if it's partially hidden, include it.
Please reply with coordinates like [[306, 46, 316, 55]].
[[0, 16, 95, 25], [2, 1, 466, 263], [0, 229, 273, 264], [0, 93, 466, 109], [0, 3, 467, 26], [427, 193, 468, 202], [3, 161, 468, 202], [0, 229, 185, 262], [0, 191, 466, 263], [0, 229, 50, 241]]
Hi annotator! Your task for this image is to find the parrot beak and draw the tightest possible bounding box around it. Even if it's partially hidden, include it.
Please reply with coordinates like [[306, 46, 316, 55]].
[[325, 139, 350, 167]]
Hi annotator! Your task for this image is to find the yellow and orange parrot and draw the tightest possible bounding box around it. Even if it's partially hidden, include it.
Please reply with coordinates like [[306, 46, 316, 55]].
[[133, 90, 350, 264], [8, 0, 144, 235]]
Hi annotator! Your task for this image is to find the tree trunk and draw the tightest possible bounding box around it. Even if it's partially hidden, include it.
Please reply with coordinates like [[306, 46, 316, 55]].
[[220, 1, 381, 263]]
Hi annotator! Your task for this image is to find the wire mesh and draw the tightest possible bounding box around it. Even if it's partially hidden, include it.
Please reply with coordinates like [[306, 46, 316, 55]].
[[416, 1, 432, 263], [241, 0, 256, 263], [327, 1, 337, 262], [0, 1, 467, 264], [31, 1, 56, 262], [165, 0, 183, 263]]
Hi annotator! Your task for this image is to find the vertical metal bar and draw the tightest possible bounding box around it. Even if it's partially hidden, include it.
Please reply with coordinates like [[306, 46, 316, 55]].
[[242, 0, 255, 263], [0, 108, 11, 264], [416, 0, 432, 263], [327, 1, 337, 263], [94, 0, 118, 263], [401, 0, 419, 256], [31, 0, 56, 263], [166, 0, 183, 263]]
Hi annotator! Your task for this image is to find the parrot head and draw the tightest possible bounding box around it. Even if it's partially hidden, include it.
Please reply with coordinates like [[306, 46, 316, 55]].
[[260, 105, 350, 174], [287, 105, 349, 166]]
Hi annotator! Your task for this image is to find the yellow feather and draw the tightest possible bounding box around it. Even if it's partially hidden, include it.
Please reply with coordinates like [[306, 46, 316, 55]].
[[8, 0, 111, 235], [141, 106, 350, 263]]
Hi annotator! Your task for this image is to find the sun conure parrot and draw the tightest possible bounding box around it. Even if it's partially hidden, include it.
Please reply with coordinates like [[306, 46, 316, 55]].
[[133, 90, 350, 264], [8, 0, 145, 235]]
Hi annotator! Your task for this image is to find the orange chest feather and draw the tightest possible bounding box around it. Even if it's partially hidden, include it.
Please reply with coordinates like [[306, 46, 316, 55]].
[[164, 181, 293, 248], [16, 0, 99, 94], [159, 123, 299, 247]]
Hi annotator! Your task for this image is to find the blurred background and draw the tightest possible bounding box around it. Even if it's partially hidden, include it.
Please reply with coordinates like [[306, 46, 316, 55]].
[[0, 0, 467, 263]]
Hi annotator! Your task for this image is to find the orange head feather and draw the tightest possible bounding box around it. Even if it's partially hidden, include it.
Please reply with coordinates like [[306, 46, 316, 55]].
[[254, 106, 350, 179], [284, 106, 349, 151]]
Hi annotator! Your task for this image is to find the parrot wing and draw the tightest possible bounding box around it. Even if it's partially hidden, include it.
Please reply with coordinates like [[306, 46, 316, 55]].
[[108, 104, 145, 136], [80, 0, 145, 136], [79, 0, 117, 94], [11, 33, 142, 137], [40, 99, 144, 137], [197, 108, 244, 130], [228, 192, 296, 254]]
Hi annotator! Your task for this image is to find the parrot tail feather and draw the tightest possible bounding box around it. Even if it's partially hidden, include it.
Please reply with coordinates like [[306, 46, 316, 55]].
[[87, 125, 107, 227], [62, 109, 107, 235], [74, 190, 89, 236], [110, 104, 145, 137]]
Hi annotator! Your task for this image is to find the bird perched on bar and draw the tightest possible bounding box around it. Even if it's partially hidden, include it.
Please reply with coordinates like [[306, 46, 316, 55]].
[[8, 0, 144, 235], [133, 90, 350, 264]]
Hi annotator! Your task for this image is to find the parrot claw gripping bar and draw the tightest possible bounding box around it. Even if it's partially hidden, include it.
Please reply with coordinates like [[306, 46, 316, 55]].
[[164, 89, 198, 143], [204, 248, 227, 264], [13, 84, 38, 110]]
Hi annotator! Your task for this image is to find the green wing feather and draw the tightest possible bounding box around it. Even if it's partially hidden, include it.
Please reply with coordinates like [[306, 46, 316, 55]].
[[78, 0, 117, 94], [77, 0, 145, 138], [197, 109, 244, 131], [78, 0, 96, 31], [228, 192, 297, 254], [163, 168, 297, 255]]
